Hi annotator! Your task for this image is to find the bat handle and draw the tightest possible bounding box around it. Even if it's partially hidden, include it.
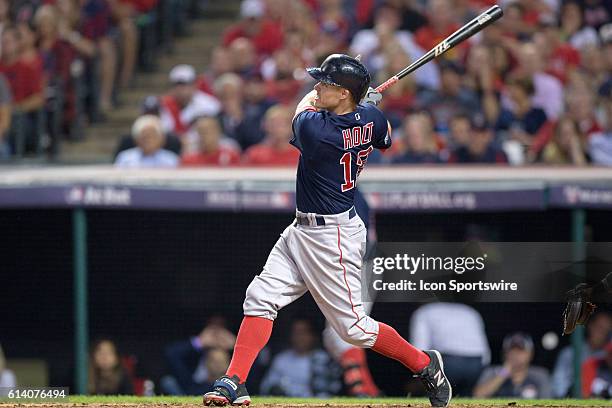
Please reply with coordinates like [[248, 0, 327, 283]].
[[375, 76, 399, 93]]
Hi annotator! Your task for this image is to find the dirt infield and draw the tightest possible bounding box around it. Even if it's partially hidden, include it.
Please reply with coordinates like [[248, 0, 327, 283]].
[[0, 404, 608, 408]]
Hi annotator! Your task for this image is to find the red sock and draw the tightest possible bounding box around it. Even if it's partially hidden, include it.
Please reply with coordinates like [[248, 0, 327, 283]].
[[371, 322, 430, 373], [226, 316, 273, 382], [341, 347, 380, 396]]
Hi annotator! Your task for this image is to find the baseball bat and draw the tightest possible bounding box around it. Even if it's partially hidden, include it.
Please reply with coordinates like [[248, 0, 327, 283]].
[[375, 5, 504, 93]]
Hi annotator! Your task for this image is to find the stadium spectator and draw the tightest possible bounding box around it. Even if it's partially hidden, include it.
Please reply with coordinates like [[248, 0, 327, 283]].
[[0, 344, 16, 387], [540, 116, 587, 165], [35, 5, 79, 138], [316, 0, 349, 45], [581, 0, 612, 31], [552, 312, 612, 397], [448, 113, 471, 151], [107, 0, 155, 88], [181, 117, 241, 166], [0, 26, 44, 114], [0, 73, 11, 159], [463, 44, 501, 126], [214, 73, 245, 144], [391, 113, 442, 164], [349, 3, 439, 91], [260, 318, 341, 397], [114, 95, 182, 159], [416, 61, 480, 134], [261, 47, 303, 104], [88, 339, 134, 395], [222, 0, 283, 57], [473, 332, 552, 398], [231, 73, 274, 150], [243, 104, 299, 166], [449, 113, 508, 164], [114, 114, 179, 168], [578, 44, 608, 94], [411, 303, 491, 397], [161, 317, 235, 395], [582, 340, 612, 398], [559, 1, 600, 50], [66, 0, 117, 115], [535, 18, 581, 85], [495, 76, 548, 148], [414, 0, 465, 63], [229, 38, 259, 78], [589, 86, 612, 166], [197, 46, 234, 95], [565, 84, 603, 140], [310, 20, 348, 66], [510, 42, 564, 121], [374, 44, 416, 126], [160, 64, 221, 136]]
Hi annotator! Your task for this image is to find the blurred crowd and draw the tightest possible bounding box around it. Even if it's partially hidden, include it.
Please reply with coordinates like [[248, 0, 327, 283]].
[[113, 0, 612, 168], [4, 309, 611, 399], [0, 0, 196, 159]]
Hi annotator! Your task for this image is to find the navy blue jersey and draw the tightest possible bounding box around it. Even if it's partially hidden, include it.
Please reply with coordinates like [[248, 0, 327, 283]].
[[291, 103, 391, 214]]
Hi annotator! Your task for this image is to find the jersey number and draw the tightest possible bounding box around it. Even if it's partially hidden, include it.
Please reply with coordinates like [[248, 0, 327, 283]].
[[340, 146, 374, 192]]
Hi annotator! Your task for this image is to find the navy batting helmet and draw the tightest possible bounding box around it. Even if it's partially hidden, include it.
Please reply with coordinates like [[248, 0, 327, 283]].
[[306, 54, 371, 103]]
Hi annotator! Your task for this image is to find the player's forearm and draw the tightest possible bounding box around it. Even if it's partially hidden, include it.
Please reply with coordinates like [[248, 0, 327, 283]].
[[294, 90, 317, 117]]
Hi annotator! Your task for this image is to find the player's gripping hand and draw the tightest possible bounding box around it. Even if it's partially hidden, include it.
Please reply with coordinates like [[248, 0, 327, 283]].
[[362, 87, 382, 106]]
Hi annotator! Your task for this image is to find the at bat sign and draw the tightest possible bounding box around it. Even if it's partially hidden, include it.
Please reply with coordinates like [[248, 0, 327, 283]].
[[433, 40, 450, 57]]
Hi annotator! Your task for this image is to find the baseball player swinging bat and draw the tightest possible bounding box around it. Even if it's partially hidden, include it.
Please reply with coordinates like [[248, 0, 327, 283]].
[[374, 5, 504, 94]]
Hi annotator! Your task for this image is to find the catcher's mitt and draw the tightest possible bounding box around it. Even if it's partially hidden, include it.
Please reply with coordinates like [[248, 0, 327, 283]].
[[563, 283, 596, 335]]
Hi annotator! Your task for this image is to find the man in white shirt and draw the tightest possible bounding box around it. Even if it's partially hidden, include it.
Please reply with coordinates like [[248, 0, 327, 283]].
[[115, 115, 179, 168], [411, 303, 490, 396], [160, 65, 221, 136]]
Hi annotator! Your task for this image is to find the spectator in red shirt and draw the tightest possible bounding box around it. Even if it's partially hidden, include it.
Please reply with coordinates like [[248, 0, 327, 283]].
[[262, 48, 303, 104], [222, 0, 283, 57], [414, 0, 465, 63], [0, 26, 44, 114], [582, 340, 612, 398], [181, 117, 240, 167], [242, 104, 299, 166], [534, 19, 580, 85]]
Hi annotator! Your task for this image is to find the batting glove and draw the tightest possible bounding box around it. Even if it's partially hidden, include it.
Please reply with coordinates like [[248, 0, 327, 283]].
[[362, 87, 382, 106]]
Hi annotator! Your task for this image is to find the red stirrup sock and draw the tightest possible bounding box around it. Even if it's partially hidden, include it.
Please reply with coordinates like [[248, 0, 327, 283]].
[[226, 316, 273, 382], [371, 322, 430, 373]]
